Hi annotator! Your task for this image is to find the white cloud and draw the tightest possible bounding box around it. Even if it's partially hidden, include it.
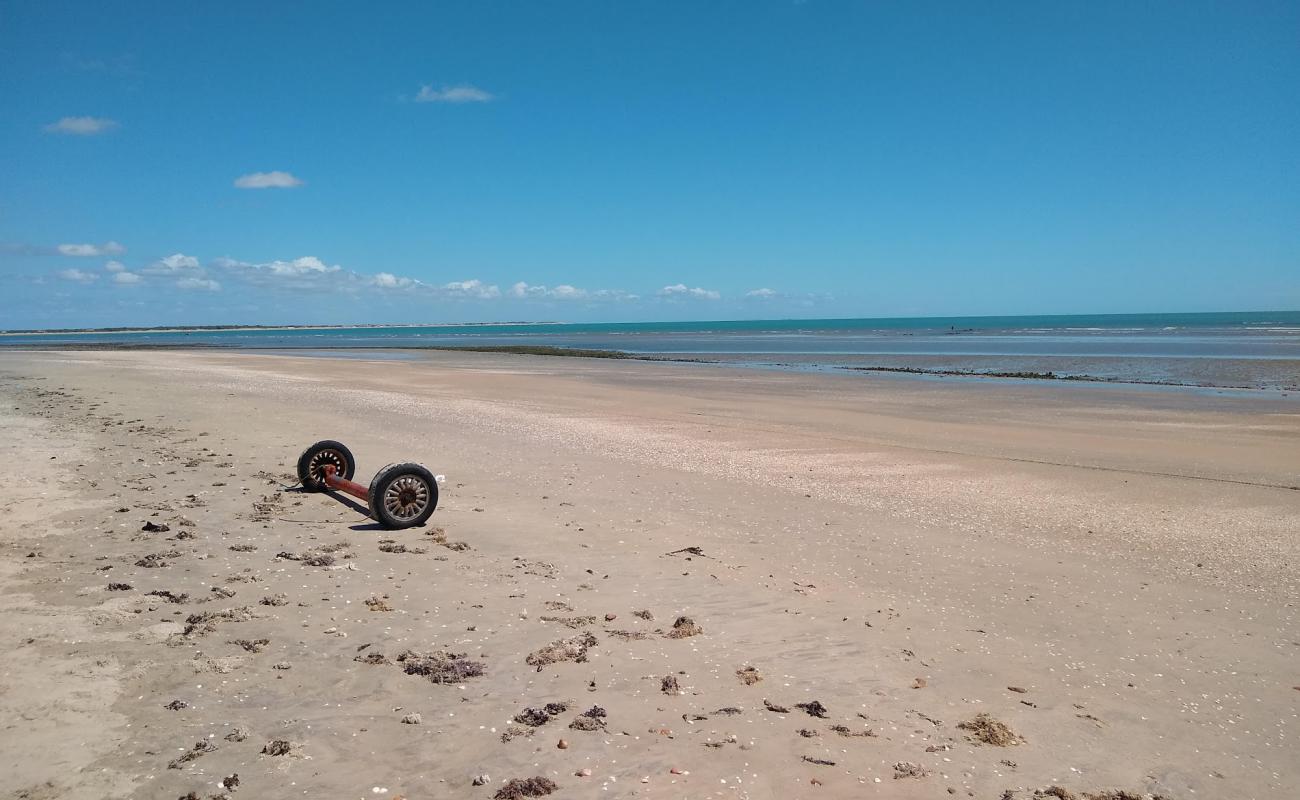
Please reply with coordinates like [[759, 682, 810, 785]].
[[104, 260, 126, 272], [57, 268, 99, 283], [745, 287, 778, 298], [44, 116, 118, 135], [144, 253, 202, 274], [112, 271, 142, 284], [415, 84, 494, 103], [371, 272, 420, 289], [658, 283, 721, 300], [177, 277, 220, 291], [58, 241, 126, 257], [443, 279, 500, 299], [510, 281, 584, 300], [233, 171, 304, 189]]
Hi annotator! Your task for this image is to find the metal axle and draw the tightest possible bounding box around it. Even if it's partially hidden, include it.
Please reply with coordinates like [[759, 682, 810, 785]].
[[321, 463, 372, 503]]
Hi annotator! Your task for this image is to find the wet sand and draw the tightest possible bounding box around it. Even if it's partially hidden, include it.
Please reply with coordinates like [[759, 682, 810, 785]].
[[0, 349, 1296, 800]]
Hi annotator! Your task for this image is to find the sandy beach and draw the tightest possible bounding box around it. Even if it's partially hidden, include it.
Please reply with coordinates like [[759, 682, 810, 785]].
[[0, 349, 1296, 800]]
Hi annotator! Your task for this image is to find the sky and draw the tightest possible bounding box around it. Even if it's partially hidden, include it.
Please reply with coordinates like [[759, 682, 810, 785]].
[[1, 1, 1297, 329]]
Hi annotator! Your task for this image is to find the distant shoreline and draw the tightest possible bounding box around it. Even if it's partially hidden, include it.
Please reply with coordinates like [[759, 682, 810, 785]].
[[0, 321, 560, 336], [4, 342, 1294, 392]]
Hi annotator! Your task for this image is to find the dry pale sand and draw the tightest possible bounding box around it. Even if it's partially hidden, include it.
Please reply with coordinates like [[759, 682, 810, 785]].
[[0, 349, 1296, 800]]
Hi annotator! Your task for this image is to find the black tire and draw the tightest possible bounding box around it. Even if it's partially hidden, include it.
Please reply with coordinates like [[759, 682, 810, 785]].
[[296, 440, 356, 492], [368, 462, 439, 529]]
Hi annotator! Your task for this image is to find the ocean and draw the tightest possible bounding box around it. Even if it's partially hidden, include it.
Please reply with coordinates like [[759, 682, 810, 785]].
[[4, 311, 1298, 391]]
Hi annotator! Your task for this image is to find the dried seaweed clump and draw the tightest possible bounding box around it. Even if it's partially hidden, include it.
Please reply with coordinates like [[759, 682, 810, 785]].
[[568, 705, 607, 731], [959, 713, 1022, 746], [365, 596, 393, 612], [540, 615, 597, 629], [795, 700, 829, 718], [494, 777, 558, 799], [525, 633, 597, 669], [665, 615, 703, 638], [736, 666, 762, 685], [397, 649, 486, 683], [513, 702, 571, 727], [180, 606, 255, 637], [661, 675, 681, 694]]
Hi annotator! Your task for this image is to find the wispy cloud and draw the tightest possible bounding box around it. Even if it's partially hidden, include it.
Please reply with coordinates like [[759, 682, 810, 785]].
[[658, 283, 721, 301], [415, 84, 494, 103], [177, 277, 220, 291], [443, 279, 500, 299], [58, 241, 126, 257], [57, 268, 99, 283], [44, 116, 118, 135], [233, 171, 304, 189], [143, 253, 202, 274], [745, 287, 778, 299], [510, 282, 638, 302], [112, 271, 142, 284]]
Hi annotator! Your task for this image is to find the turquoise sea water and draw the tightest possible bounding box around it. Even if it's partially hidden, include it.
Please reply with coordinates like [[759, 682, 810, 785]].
[[4, 311, 1299, 390]]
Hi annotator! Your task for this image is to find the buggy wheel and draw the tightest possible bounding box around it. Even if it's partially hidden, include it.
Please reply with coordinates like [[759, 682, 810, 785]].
[[296, 440, 356, 492], [369, 462, 438, 529]]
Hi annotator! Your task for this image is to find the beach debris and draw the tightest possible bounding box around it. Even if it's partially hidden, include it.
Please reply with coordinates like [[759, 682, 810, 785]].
[[397, 649, 486, 683], [355, 651, 390, 666], [229, 637, 269, 653], [261, 739, 294, 756], [493, 777, 558, 799], [912, 677, 928, 689], [135, 552, 176, 568], [665, 616, 702, 638], [894, 761, 930, 779], [378, 541, 428, 555], [666, 546, 709, 558], [209, 586, 237, 599], [830, 724, 876, 738], [959, 713, 1022, 746], [224, 726, 250, 742], [795, 700, 829, 718], [180, 606, 255, 637], [575, 768, 591, 777], [168, 740, 216, 769], [400, 712, 422, 725], [147, 589, 189, 603], [661, 675, 681, 694], [556, 738, 569, 749], [540, 614, 597, 628], [513, 702, 570, 727], [472, 775, 490, 786], [543, 600, 574, 612], [107, 582, 133, 591], [802, 755, 836, 766], [606, 628, 650, 640], [633, 609, 654, 620], [365, 595, 394, 612], [141, 521, 170, 532], [569, 706, 607, 731], [1008, 686, 1028, 693], [526, 632, 597, 669], [736, 666, 762, 685], [260, 593, 289, 606], [228, 543, 257, 552], [273, 661, 291, 670], [220, 774, 239, 791], [763, 699, 790, 713], [164, 699, 189, 710], [798, 728, 820, 737]]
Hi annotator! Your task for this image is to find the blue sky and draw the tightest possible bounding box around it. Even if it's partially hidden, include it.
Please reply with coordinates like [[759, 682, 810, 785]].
[[1, 1, 1297, 329]]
